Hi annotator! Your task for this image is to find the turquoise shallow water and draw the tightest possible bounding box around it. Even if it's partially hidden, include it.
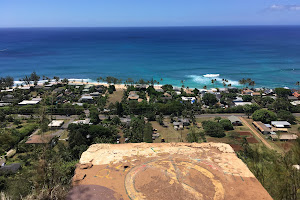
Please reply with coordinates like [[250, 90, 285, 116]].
[[0, 26, 299, 89]]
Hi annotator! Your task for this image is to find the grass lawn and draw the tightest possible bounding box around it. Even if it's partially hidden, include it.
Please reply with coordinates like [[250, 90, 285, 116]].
[[289, 117, 300, 135], [107, 89, 124, 105], [150, 120, 189, 143], [59, 130, 69, 139]]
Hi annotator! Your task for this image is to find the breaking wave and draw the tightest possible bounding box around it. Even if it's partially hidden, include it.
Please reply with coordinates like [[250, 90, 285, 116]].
[[187, 75, 240, 87]]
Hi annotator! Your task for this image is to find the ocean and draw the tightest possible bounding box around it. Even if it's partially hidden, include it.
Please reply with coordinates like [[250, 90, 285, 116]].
[[0, 26, 299, 89]]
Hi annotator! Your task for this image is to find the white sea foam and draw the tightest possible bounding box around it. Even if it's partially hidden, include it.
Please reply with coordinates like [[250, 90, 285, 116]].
[[187, 75, 240, 87], [203, 74, 220, 78]]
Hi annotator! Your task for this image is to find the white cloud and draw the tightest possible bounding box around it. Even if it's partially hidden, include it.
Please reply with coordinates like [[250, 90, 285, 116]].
[[269, 4, 300, 11]]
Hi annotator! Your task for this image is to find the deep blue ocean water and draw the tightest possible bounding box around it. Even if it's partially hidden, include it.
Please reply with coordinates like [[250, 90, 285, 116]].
[[0, 26, 300, 88]]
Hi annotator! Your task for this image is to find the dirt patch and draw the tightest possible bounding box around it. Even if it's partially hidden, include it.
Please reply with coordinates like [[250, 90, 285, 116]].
[[229, 144, 243, 151], [71, 143, 272, 200], [238, 132, 252, 136], [246, 137, 259, 144]]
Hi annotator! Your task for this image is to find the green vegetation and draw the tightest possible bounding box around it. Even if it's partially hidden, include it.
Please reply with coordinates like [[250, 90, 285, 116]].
[[239, 139, 300, 200], [201, 120, 225, 138], [252, 109, 277, 123]]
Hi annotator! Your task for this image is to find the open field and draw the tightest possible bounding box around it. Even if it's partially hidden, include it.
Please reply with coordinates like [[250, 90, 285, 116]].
[[107, 89, 124, 105], [150, 120, 189, 143]]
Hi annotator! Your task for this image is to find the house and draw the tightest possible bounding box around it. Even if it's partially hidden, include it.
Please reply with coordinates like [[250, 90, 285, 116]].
[[18, 100, 40, 105], [90, 92, 100, 97], [161, 93, 172, 101], [20, 86, 31, 90], [251, 92, 261, 97], [155, 88, 164, 93], [1, 94, 15, 103], [288, 96, 298, 101], [242, 89, 253, 95], [181, 97, 196, 103], [271, 121, 291, 128], [72, 118, 91, 125], [270, 134, 298, 141], [0, 163, 21, 174], [264, 89, 274, 95], [0, 88, 14, 92], [228, 116, 242, 126], [82, 89, 90, 93], [173, 87, 181, 91], [218, 88, 228, 93], [252, 121, 272, 134], [48, 120, 64, 129], [233, 102, 252, 107], [0, 103, 11, 107], [178, 118, 190, 126], [79, 95, 94, 102], [173, 122, 184, 130], [120, 117, 131, 126], [26, 135, 55, 144], [293, 92, 300, 99], [128, 91, 139, 101], [18, 97, 42, 105], [135, 84, 147, 91], [291, 101, 300, 106]]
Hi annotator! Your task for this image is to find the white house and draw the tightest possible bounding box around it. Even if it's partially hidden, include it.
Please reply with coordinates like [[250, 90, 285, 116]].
[[271, 121, 291, 128], [48, 120, 64, 128]]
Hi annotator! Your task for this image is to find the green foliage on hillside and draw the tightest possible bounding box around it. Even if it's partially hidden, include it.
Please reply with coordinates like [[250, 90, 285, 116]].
[[239, 139, 300, 200]]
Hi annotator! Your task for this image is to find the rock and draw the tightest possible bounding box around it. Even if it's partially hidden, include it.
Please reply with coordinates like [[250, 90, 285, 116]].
[[79, 163, 93, 169], [73, 173, 86, 182]]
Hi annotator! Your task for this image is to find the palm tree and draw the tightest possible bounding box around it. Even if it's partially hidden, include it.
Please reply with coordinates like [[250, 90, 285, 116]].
[[296, 81, 300, 91], [239, 78, 247, 89], [249, 81, 255, 88]]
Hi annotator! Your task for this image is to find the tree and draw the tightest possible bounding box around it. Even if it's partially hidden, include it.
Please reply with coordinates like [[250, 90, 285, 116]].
[[30, 71, 40, 85], [252, 109, 277, 123], [62, 78, 69, 84], [214, 117, 221, 122], [0, 110, 5, 121], [272, 98, 291, 111], [89, 107, 100, 124], [242, 95, 253, 102], [219, 119, 234, 130], [277, 110, 296, 124], [193, 88, 199, 96], [275, 88, 291, 98], [202, 93, 218, 106], [162, 84, 173, 92], [243, 103, 260, 118], [116, 102, 124, 117], [143, 123, 153, 143], [239, 78, 247, 88], [0, 76, 14, 89], [158, 113, 164, 125], [248, 80, 255, 88], [186, 127, 203, 143], [202, 121, 225, 138]]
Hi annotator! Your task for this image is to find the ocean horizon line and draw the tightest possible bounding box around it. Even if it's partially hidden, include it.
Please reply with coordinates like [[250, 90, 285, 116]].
[[1, 25, 300, 29]]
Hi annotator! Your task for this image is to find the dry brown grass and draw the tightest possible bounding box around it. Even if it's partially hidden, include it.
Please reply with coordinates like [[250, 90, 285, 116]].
[[107, 89, 124, 105]]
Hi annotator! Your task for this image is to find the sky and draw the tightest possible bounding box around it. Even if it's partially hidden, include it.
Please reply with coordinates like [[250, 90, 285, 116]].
[[1, 0, 300, 27]]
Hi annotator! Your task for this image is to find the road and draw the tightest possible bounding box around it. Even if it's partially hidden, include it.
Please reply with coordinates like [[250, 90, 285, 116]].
[[239, 117, 274, 150]]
